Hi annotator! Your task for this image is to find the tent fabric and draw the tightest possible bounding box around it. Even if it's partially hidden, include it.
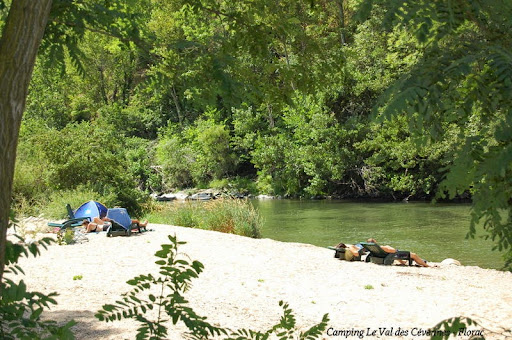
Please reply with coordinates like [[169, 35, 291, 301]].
[[106, 208, 132, 229], [74, 200, 108, 220]]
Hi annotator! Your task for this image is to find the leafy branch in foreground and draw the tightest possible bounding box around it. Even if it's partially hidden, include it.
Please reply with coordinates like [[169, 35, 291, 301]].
[[431, 316, 511, 340], [355, 0, 512, 270], [227, 300, 329, 340], [1, 213, 75, 339], [430, 317, 484, 340], [96, 235, 329, 340], [96, 234, 223, 339]]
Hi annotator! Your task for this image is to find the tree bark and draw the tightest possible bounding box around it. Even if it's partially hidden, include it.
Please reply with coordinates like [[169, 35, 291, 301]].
[[171, 86, 183, 125], [0, 0, 53, 288], [334, 0, 346, 46]]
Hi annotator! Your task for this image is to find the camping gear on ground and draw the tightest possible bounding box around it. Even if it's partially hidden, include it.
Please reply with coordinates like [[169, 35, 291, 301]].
[[328, 245, 346, 259], [360, 242, 412, 265], [47, 203, 90, 230], [47, 218, 86, 230], [66, 204, 75, 219], [74, 200, 108, 220], [105, 208, 132, 237], [105, 207, 146, 236], [47, 202, 145, 236]]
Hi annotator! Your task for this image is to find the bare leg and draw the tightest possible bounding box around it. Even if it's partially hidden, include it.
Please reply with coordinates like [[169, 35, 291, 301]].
[[382, 246, 426, 266], [347, 245, 360, 257], [85, 223, 98, 233], [410, 253, 430, 267], [132, 219, 148, 227]]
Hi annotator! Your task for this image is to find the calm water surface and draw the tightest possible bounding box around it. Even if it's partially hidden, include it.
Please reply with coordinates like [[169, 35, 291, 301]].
[[250, 200, 504, 269]]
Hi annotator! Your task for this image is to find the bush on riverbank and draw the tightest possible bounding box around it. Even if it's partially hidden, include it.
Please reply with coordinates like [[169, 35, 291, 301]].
[[147, 200, 262, 238]]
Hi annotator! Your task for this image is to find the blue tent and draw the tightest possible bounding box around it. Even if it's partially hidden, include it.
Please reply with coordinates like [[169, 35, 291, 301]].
[[74, 200, 108, 220], [106, 208, 132, 229]]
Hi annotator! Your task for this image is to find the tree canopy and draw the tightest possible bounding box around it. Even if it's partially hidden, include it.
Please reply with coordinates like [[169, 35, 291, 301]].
[[2, 0, 512, 269], [356, 0, 512, 266]]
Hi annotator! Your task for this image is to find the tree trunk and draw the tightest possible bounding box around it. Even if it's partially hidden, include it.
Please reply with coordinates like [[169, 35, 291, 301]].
[[0, 0, 53, 288], [335, 0, 346, 46], [171, 86, 183, 126]]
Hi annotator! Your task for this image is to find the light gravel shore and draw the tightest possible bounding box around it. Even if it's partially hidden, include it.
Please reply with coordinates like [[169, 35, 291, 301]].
[[12, 223, 512, 339]]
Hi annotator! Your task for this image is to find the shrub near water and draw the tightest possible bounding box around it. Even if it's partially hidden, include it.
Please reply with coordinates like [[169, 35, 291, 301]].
[[168, 203, 201, 229], [158, 200, 262, 238]]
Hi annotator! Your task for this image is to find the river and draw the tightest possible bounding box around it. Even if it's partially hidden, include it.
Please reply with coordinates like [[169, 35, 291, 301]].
[[250, 199, 504, 269]]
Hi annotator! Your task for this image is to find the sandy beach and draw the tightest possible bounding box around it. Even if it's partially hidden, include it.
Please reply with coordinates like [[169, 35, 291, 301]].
[[11, 223, 512, 339]]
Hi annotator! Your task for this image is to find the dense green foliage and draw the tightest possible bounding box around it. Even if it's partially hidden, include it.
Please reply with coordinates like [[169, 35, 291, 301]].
[[355, 0, 512, 267], [96, 235, 329, 339], [6, 0, 511, 266], [15, 0, 450, 206], [1, 1, 510, 338]]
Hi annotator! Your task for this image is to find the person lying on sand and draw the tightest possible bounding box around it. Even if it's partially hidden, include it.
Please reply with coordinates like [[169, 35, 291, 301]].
[[135, 219, 148, 227], [334, 242, 366, 261], [81, 217, 111, 233], [82, 217, 149, 233], [366, 238, 432, 267], [100, 216, 148, 228], [335, 239, 433, 267]]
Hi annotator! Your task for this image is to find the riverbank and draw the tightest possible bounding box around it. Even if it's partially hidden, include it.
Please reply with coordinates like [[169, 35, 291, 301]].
[[14, 223, 512, 339]]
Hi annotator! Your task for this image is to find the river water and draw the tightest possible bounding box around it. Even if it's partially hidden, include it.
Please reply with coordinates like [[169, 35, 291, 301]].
[[250, 199, 504, 269]]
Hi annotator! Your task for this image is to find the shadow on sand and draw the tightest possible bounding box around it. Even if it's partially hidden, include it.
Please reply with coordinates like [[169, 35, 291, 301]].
[[43, 309, 129, 339]]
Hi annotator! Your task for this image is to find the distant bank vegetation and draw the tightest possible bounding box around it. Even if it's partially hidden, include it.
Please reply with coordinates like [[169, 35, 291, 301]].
[[13, 1, 459, 220]]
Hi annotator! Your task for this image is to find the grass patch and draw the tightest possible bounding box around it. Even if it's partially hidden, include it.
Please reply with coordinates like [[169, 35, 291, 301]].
[[73, 275, 83, 280], [41, 186, 118, 219], [364, 284, 374, 290], [146, 199, 262, 238]]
